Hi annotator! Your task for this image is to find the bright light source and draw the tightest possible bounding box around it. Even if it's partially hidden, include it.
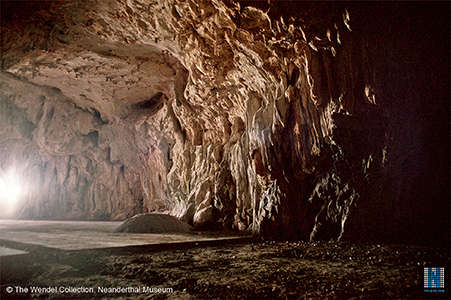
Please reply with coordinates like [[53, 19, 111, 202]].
[[0, 170, 22, 215]]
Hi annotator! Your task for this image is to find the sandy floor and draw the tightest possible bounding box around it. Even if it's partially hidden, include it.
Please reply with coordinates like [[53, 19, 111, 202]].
[[1, 239, 448, 299], [0, 220, 247, 251]]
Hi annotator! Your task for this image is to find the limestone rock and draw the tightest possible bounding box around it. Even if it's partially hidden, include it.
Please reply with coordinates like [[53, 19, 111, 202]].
[[193, 205, 216, 229]]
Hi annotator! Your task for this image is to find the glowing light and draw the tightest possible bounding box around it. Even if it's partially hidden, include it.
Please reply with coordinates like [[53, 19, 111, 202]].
[[0, 171, 22, 215]]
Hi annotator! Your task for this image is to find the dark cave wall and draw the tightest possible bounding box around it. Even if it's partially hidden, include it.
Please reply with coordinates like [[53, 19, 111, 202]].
[[240, 2, 449, 245], [0, 1, 448, 244], [339, 3, 449, 244]]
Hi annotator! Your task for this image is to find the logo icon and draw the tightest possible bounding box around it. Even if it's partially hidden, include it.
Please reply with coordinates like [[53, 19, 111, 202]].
[[424, 267, 445, 293]]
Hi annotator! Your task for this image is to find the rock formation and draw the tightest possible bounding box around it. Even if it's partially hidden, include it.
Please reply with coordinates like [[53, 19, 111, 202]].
[[0, 1, 448, 244]]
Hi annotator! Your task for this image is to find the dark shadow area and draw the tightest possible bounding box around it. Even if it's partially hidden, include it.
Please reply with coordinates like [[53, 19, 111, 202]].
[[0, 238, 448, 299]]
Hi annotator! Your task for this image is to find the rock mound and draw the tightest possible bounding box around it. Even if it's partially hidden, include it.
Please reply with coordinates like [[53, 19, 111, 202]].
[[115, 213, 193, 234]]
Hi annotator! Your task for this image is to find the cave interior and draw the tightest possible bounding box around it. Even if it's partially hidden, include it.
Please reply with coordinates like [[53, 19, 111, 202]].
[[0, 0, 449, 299]]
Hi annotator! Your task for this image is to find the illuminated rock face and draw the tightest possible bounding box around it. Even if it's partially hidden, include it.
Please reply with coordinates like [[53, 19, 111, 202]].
[[0, 1, 448, 243]]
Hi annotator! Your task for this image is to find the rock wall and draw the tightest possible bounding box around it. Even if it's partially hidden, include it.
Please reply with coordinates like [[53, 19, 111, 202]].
[[0, 0, 448, 244]]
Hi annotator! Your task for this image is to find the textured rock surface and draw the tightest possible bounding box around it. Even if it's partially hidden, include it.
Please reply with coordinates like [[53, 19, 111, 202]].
[[0, 1, 448, 243]]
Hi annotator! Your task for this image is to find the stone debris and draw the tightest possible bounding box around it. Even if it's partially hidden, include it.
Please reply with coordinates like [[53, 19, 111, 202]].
[[0, 240, 447, 299]]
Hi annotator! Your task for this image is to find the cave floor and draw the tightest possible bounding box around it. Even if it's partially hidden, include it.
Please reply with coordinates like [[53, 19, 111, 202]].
[[0, 220, 248, 251], [1, 229, 448, 300]]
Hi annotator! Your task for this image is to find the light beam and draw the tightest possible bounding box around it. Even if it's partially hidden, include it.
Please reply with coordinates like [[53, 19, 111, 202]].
[[0, 170, 22, 216]]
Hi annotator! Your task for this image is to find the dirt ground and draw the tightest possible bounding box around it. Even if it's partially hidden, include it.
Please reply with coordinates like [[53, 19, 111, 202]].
[[0, 239, 449, 299]]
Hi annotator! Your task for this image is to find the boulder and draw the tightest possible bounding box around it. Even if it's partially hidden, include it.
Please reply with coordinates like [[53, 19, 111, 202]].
[[114, 213, 192, 234]]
